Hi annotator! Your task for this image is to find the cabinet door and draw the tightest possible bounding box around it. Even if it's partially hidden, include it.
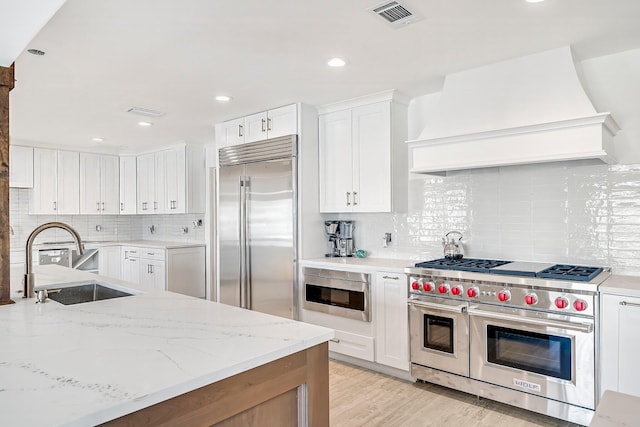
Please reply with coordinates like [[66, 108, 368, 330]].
[[219, 118, 245, 147], [121, 252, 141, 284], [319, 109, 353, 212], [79, 153, 102, 214], [601, 294, 640, 397], [100, 155, 119, 214], [267, 104, 297, 139], [30, 148, 57, 214], [374, 272, 409, 371], [119, 156, 137, 214], [141, 259, 166, 290], [99, 246, 122, 280], [57, 151, 80, 215], [167, 247, 205, 298], [244, 111, 268, 143], [137, 153, 155, 214], [154, 151, 167, 214], [164, 147, 186, 213], [352, 102, 391, 213], [9, 145, 33, 188]]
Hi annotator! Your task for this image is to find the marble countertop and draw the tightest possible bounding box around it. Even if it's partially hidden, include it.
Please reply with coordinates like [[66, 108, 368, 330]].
[[0, 265, 333, 427], [599, 274, 640, 298], [301, 257, 415, 274]]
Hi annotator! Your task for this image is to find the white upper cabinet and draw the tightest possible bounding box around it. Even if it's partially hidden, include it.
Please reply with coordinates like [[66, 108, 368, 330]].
[[119, 156, 137, 214], [9, 145, 33, 188], [216, 104, 298, 147], [319, 93, 408, 213], [79, 153, 119, 214], [136, 145, 205, 215], [31, 148, 80, 215]]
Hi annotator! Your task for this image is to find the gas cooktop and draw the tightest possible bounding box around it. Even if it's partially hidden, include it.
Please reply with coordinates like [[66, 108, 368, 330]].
[[414, 258, 603, 282]]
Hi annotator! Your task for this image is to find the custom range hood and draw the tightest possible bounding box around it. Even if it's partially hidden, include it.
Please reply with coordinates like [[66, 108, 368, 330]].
[[408, 46, 619, 174]]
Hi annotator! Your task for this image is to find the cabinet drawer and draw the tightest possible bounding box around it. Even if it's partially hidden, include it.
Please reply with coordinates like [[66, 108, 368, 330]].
[[329, 330, 374, 362], [140, 248, 165, 260]]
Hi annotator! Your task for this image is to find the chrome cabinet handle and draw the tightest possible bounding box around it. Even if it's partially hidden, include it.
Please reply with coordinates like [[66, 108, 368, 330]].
[[120, 202, 124, 211], [353, 191, 358, 206], [620, 301, 640, 308], [330, 338, 340, 343], [261, 118, 266, 132], [267, 117, 272, 131], [96, 202, 100, 211], [238, 124, 243, 137], [382, 275, 399, 280], [53, 201, 57, 211], [142, 202, 147, 210], [101, 202, 105, 211], [346, 192, 351, 206], [154, 201, 158, 210]]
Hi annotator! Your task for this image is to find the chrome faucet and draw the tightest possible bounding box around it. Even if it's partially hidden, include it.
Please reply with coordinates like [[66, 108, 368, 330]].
[[24, 222, 84, 298]]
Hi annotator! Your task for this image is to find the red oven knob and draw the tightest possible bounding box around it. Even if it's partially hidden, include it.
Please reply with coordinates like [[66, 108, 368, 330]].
[[438, 284, 450, 294], [423, 282, 434, 292], [574, 299, 588, 312], [467, 287, 479, 298], [524, 294, 538, 305], [451, 285, 463, 296], [555, 297, 569, 309], [411, 281, 420, 291], [498, 290, 511, 302]]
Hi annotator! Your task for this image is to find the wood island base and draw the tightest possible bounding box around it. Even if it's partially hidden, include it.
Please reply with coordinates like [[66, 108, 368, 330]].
[[101, 342, 329, 427]]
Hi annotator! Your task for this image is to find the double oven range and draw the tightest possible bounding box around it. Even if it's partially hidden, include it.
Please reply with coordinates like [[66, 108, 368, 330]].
[[406, 258, 610, 426]]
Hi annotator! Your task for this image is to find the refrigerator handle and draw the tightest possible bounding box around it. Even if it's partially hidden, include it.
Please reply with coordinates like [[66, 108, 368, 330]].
[[244, 176, 252, 310], [239, 177, 247, 309]]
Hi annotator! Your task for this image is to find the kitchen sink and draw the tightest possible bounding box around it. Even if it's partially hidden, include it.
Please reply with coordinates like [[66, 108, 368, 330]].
[[43, 282, 136, 305]]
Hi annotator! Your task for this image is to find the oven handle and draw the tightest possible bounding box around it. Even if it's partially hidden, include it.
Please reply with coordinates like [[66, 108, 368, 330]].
[[467, 307, 593, 334], [408, 299, 467, 314]]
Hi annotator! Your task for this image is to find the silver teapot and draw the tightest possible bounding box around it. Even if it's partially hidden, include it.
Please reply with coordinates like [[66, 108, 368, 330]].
[[442, 231, 464, 260]]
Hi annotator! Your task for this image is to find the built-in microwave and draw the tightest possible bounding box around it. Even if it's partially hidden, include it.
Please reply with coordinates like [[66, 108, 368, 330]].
[[302, 267, 370, 322]]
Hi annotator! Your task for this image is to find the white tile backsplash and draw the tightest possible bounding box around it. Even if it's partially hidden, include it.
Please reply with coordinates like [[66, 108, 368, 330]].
[[9, 189, 204, 249], [324, 161, 640, 276]]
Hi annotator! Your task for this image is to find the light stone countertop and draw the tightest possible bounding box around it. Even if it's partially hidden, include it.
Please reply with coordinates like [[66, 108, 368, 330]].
[[599, 274, 640, 298], [0, 265, 334, 427], [301, 257, 415, 274]]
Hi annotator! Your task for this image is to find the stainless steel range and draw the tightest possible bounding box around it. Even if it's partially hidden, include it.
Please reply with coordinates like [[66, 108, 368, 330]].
[[406, 258, 610, 426]]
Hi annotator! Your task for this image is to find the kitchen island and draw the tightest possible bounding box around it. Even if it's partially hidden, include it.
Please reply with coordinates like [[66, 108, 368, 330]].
[[0, 265, 333, 426]]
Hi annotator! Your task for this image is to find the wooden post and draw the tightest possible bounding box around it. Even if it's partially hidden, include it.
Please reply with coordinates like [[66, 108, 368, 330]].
[[0, 63, 15, 305]]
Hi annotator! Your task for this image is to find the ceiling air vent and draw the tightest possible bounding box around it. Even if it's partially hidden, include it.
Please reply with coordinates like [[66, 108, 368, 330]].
[[368, 1, 418, 27], [125, 106, 165, 117]]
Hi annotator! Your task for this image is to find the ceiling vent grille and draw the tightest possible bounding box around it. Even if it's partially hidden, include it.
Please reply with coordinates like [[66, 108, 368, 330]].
[[125, 106, 165, 117], [368, 1, 418, 27]]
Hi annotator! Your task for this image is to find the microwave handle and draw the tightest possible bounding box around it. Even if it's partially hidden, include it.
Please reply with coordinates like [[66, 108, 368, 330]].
[[408, 298, 467, 314], [467, 307, 593, 333]]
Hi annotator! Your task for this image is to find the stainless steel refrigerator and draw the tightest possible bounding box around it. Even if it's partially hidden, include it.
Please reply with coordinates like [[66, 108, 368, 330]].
[[218, 135, 297, 319]]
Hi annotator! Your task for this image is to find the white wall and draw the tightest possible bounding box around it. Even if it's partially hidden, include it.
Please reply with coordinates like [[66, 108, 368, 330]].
[[322, 48, 640, 276]]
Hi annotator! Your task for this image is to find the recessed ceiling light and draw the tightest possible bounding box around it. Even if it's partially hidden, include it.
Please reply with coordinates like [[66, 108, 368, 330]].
[[138, 121, 153, 127], [27, 48, 46, 56], [327, 57, 347, 67], [215, 95, 232, 102], [525, 0, 544, 3], [92, 137, 104, 142]]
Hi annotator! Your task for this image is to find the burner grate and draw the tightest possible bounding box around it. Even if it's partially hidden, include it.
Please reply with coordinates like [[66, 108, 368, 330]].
[[537, 265, 603, 282], [415, 258, 511, 273]]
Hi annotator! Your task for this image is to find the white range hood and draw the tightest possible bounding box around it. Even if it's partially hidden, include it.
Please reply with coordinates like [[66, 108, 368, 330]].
[[408, 46, 620, 174]]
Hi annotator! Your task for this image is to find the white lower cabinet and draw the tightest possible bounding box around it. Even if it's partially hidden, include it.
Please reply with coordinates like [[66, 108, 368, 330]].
[[121, 245, 205, 298], [330, 330, 375, 362], [374, 272, 409, 371], [98, 246, 122, 280], [601, 293, 640, 397]]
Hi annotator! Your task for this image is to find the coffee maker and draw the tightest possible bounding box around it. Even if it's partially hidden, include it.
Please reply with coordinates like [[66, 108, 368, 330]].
[[324, 220, 355, 257]]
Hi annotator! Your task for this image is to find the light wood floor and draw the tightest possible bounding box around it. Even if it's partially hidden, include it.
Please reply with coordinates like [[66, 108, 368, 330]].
[[329, 360, 582, 427]]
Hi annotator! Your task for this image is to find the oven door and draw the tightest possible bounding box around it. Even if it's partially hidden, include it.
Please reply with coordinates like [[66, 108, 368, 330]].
[[468, 304, 595, 409], [408, 296, 469, 377]]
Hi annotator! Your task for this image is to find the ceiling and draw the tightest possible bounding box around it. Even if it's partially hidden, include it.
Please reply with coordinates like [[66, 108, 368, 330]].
[[8, 0, 640, 152]]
